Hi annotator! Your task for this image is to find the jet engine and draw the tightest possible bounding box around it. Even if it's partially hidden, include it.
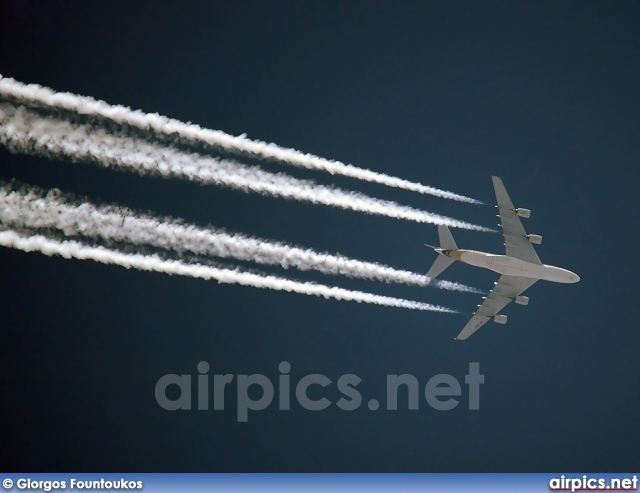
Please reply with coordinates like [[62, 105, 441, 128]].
[[515, 295, 529, 305], [526, 234, 542, 244], [494, 314, 508, 324], [515, 208, 531, 218]]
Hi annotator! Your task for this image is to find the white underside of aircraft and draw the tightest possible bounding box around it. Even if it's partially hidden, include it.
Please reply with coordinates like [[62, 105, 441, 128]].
[[426, 176, 580, 340]]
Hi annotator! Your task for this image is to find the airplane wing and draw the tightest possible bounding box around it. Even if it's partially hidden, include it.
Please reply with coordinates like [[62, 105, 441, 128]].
[[455, 275, 538, 340], [492, 176, 541, 265]]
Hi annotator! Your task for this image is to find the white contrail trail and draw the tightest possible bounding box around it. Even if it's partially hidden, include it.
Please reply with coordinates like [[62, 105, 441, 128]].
[[0, 229, 456, 312], [0, 104, 492, 231], [0, 76, 481, 204], [0, 184, 481, 293]]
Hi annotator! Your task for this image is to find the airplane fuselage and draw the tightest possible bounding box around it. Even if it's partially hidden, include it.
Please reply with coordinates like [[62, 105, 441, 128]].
[[437, 249, 580, 283]]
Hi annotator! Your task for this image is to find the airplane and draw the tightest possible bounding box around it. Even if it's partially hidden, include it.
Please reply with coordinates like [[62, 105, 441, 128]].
[[425, 176, 580, 340]]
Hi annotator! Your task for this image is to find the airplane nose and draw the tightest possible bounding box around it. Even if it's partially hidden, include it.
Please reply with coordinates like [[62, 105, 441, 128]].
[[571, 274, 580, 283]]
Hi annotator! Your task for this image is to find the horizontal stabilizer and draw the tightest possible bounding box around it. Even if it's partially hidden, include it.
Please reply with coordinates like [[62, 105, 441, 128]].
[[427, 254, 455, 279], [437, 225, 458, 250]]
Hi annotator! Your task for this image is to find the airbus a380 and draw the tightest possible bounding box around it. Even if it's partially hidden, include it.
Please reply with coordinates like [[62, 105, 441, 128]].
[[426, 176, 580, 340]]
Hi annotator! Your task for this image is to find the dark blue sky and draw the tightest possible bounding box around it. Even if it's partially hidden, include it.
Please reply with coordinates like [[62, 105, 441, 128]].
[[1, 1, 639, 471]]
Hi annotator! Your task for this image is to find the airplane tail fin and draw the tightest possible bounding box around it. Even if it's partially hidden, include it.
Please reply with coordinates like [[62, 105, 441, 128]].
[[425, 225, 458, 279]]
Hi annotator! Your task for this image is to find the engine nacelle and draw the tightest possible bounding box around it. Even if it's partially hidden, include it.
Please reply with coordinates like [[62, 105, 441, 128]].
[[494, 314, 508, 324], [515, 295, 529, 305], [515, 208, 531, 218], [526, 234, 542, 244]]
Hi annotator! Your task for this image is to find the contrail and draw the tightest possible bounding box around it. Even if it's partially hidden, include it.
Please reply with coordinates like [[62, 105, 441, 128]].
[[0, 183, 481, 293], [0, 229, 456, 312], [0, 76, 481, 204], [0, 103, 492, 231]]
